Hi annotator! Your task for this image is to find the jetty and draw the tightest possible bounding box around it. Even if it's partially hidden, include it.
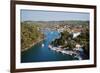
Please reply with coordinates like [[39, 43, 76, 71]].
[[48, 45, 82, 60]]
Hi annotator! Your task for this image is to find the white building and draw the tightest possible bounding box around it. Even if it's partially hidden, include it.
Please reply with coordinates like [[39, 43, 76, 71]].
[[73, 32, 81, 38]]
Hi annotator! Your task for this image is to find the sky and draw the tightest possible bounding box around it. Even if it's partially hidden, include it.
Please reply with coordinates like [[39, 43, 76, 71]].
[[21, 10, 90, 21]]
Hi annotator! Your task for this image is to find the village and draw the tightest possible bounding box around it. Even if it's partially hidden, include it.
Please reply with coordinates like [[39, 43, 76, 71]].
[[48, 23, 89, 60]]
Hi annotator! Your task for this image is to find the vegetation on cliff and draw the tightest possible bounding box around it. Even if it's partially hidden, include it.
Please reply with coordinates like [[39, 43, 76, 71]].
[[21, 22, 44, 51], [50, 24, 89, 56]]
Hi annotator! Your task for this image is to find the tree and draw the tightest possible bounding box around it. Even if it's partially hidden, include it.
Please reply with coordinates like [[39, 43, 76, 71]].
[[21, 22, 44, 50]]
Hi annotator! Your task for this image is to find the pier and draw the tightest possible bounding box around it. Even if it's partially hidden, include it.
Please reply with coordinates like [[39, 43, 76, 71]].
[[48, 45, 82, 60]]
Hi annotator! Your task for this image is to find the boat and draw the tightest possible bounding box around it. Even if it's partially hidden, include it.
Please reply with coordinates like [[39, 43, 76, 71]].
[[42, 44, 44, 47]]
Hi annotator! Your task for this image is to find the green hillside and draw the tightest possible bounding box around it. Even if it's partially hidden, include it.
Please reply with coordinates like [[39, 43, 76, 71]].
[[21, 22, 44, 51]]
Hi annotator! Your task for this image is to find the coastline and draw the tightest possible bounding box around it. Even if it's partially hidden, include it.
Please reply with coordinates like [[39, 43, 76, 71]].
[[21, 38, 44, 52], [48, 45, 83, 60]]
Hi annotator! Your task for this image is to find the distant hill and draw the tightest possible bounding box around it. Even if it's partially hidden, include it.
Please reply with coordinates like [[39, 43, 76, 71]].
[[22, 20, 89, 29], [23, 20, 89, 25]]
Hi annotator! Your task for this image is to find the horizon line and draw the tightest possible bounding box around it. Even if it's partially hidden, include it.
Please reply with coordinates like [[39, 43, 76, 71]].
[[21, 20, 89, 22]]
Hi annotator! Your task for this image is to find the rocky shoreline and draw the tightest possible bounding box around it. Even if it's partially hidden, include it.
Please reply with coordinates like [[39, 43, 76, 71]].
[[21, 38, 44, 52], [48, 45, 83, 60]]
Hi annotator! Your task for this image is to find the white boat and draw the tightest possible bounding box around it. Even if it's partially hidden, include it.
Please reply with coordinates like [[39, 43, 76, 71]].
[[42, 44, 44, 47], [48, 45, 52, 48]]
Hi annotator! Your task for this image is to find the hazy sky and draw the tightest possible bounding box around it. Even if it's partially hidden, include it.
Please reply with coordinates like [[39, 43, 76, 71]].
[[21, 10, 90, 21]]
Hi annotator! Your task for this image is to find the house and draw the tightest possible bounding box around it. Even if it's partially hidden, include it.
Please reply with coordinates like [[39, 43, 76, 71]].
[[73, 32, 81, 38], [71, 28, 82, 38], [57, 27, 65, 32], [76, 44, 81, 49]]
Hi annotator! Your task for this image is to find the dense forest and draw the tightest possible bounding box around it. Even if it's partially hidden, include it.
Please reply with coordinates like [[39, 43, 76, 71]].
[[21, 22, 44, 51]]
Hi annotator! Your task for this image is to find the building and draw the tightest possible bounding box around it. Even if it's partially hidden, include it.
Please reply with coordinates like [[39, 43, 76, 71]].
[[71, 28, 82, 38]]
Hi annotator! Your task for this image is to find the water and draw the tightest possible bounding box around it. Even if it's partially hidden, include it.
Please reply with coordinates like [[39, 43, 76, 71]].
[[21, 30, 77, 63]]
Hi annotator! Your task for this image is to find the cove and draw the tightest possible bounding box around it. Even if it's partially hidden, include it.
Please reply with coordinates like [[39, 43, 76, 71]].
[[21, 29, 78, 63]]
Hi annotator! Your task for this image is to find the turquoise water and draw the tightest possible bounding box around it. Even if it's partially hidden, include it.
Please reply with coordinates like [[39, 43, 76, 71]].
[[21, 30, 77, 63]]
